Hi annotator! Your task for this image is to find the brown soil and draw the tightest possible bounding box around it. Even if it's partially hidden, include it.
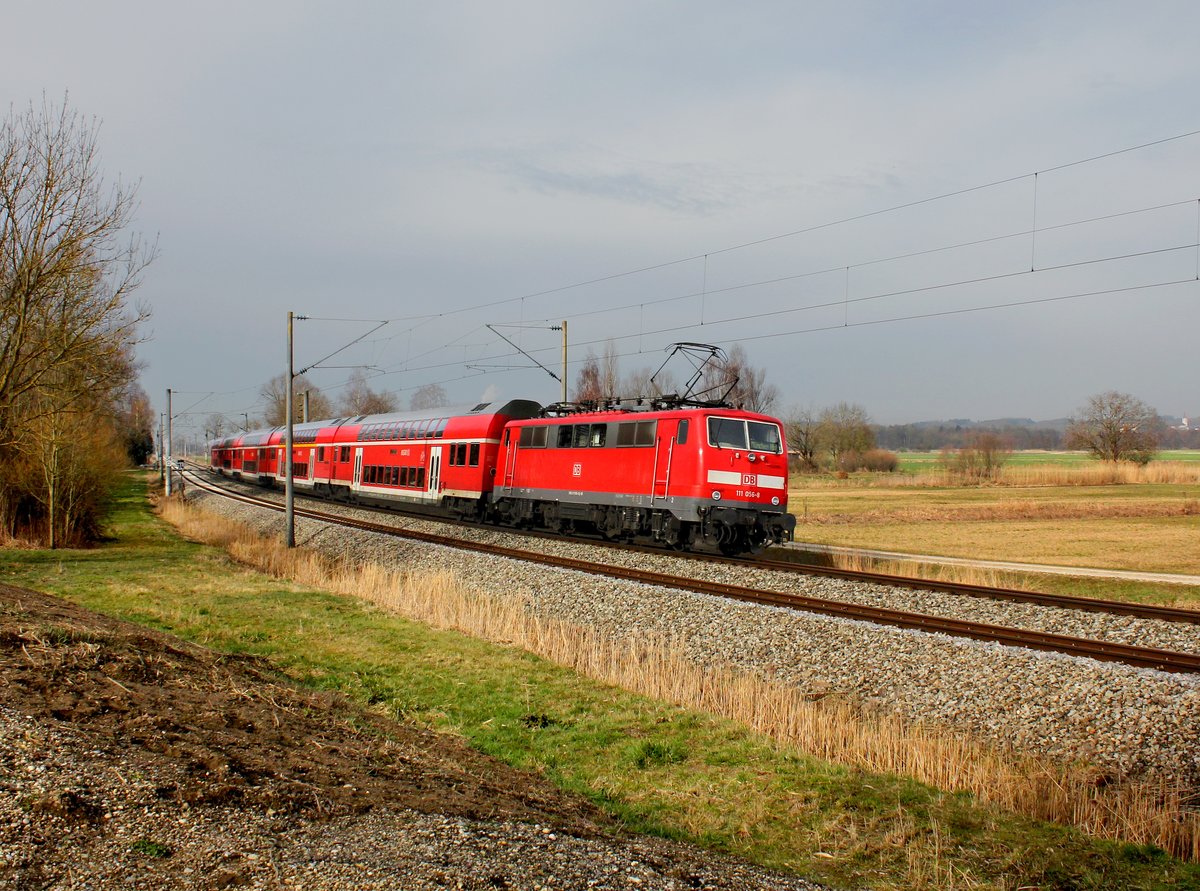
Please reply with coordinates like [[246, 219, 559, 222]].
[[0, 582, 818, 889], [0, 582, 604, 831]]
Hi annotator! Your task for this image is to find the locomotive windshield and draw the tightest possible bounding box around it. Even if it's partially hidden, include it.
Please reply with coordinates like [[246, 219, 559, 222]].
[[747, 421, 782, 453], [707, 417, 783, 453], [708, 417, 747, 449]]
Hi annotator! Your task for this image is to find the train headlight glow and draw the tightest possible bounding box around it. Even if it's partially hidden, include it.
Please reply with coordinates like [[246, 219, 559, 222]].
[[771, 496, 780, 505], [711, 490, 721, 500]]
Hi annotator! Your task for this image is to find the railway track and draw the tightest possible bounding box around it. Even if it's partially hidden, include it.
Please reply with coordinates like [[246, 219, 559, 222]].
[[181, 468, 1200, 675], [181, 461, 1200, 627]]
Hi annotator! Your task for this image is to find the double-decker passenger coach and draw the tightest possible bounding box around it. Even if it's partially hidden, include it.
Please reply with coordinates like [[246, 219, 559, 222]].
[[210, 385, 794, 555]]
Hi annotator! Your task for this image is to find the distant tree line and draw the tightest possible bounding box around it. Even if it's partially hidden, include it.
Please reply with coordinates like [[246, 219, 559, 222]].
[[244, 371, 448, 430], [874, 422, 1065, 452], [786, 391, 1196, 476], [1, 99, 155, 547], [786, 403, 897, 473]]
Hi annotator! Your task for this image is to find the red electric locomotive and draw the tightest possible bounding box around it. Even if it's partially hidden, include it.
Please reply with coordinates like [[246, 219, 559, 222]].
[[492, 404, 794, 553], [209, 397, 795, 555]]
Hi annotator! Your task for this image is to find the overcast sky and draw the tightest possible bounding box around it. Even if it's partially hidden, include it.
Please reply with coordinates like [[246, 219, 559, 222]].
[[4, 1, 1198, 433]]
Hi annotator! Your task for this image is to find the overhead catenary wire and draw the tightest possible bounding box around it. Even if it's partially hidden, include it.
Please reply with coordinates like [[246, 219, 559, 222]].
[[349, 192, 1200, 389], [361, 237, 1200, 379], [357, 126, 1200, 332], [190, 127, 1200, 418]]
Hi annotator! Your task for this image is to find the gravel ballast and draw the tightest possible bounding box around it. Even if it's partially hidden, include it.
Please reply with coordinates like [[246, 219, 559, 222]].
[[187, 481, 1200, 783]]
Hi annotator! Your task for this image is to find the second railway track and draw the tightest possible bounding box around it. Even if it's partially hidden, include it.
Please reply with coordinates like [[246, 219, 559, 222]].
[[182, 468, 1200, 675]]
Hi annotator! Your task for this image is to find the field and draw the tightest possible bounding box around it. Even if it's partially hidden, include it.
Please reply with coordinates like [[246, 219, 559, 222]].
[[788, 451, 1200, 608], [893, 449, 1200, 473], [3, 474, 1200, 889]]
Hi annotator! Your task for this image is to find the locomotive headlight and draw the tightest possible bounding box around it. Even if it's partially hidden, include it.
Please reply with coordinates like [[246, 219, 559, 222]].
[[771, 496, 780, 505], [711, 490, 722, 501]]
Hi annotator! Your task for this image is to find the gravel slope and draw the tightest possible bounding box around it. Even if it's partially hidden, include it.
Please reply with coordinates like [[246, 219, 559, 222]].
[[187, 479, 1200, 783], [0, 583, 823, 890]]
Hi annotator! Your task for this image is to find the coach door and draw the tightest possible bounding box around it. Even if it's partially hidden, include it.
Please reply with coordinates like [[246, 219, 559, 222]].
[[651, 425, 675, 501], [427, 446, 442, 499], [502, 430, 516, 488], [352, 448, 363, 490]]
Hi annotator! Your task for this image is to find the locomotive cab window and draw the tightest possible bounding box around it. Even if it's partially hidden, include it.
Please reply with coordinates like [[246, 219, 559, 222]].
[[708, 417, 748, 450], [519, 426, 548, 448], [747, 421, 783, 453], [676, 419, 688, 445], [617, 420, 656, 447], [469, 443, 480, 466]]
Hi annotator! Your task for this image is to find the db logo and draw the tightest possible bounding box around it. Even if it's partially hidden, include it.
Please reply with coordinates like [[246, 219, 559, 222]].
[[573, 463, 583, 477], [741, 473, 757, 486]]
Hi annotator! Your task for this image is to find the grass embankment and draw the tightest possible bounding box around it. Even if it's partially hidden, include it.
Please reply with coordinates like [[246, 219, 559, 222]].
[[3, 475, 1199, 890]]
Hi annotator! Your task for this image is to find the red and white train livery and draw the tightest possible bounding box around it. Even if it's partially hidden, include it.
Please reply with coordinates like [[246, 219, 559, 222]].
[[209, 398, 796, 554]]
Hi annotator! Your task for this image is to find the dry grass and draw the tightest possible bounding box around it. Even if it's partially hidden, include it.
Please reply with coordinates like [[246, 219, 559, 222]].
[[796, 461, 1200, 490], [800, 498, 1200, 525], [996, 462, 1200, 487], [826, 552, 1010, 589], [160, 497, 1200, 861]]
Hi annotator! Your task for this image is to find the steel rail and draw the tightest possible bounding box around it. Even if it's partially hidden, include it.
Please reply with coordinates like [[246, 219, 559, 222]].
[[745, 553, 1200, 625], [185, 461, 1200, 626], [182, 470, 1200, 674]]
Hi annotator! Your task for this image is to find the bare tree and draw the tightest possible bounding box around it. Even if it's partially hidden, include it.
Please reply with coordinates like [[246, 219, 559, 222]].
[[203, 412, 228, 443], [943, 431, 1013, 481], [115, 384, 155, 465], [0, 97, 154, 445], [621, 366, 678, 400], [259, 373, 332, 426], [817, 403, 875, 468], [600, 340, 620, 401], [573, 350, 603, 402], [409, 382, 448, 411], [701, 344, 779, 413], [1066, 391, 1161, 464], [785, 406, 821, 471], [0, 97, 153, 545], [340, 369, 398, 416]]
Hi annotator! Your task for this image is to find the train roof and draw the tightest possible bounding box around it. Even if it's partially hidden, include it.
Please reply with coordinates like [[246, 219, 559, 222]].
[[208, 399, 542, 449]]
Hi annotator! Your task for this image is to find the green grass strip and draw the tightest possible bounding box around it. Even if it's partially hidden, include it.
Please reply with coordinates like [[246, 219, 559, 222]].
[[2, 474, 1198, 890]]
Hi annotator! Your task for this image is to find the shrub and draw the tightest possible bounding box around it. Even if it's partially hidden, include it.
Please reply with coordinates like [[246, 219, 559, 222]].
[[861, 449, 899, 472]]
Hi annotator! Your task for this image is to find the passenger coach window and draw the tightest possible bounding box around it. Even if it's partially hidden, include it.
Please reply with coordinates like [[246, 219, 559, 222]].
[[708, 417, 748, 450], [747, 421, 783, 453], [469, 443, 480, 466]]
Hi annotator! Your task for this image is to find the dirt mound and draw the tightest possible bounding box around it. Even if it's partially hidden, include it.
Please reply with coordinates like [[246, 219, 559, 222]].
[[0, 583, 818, 890], [0, 582, 601, 828]]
